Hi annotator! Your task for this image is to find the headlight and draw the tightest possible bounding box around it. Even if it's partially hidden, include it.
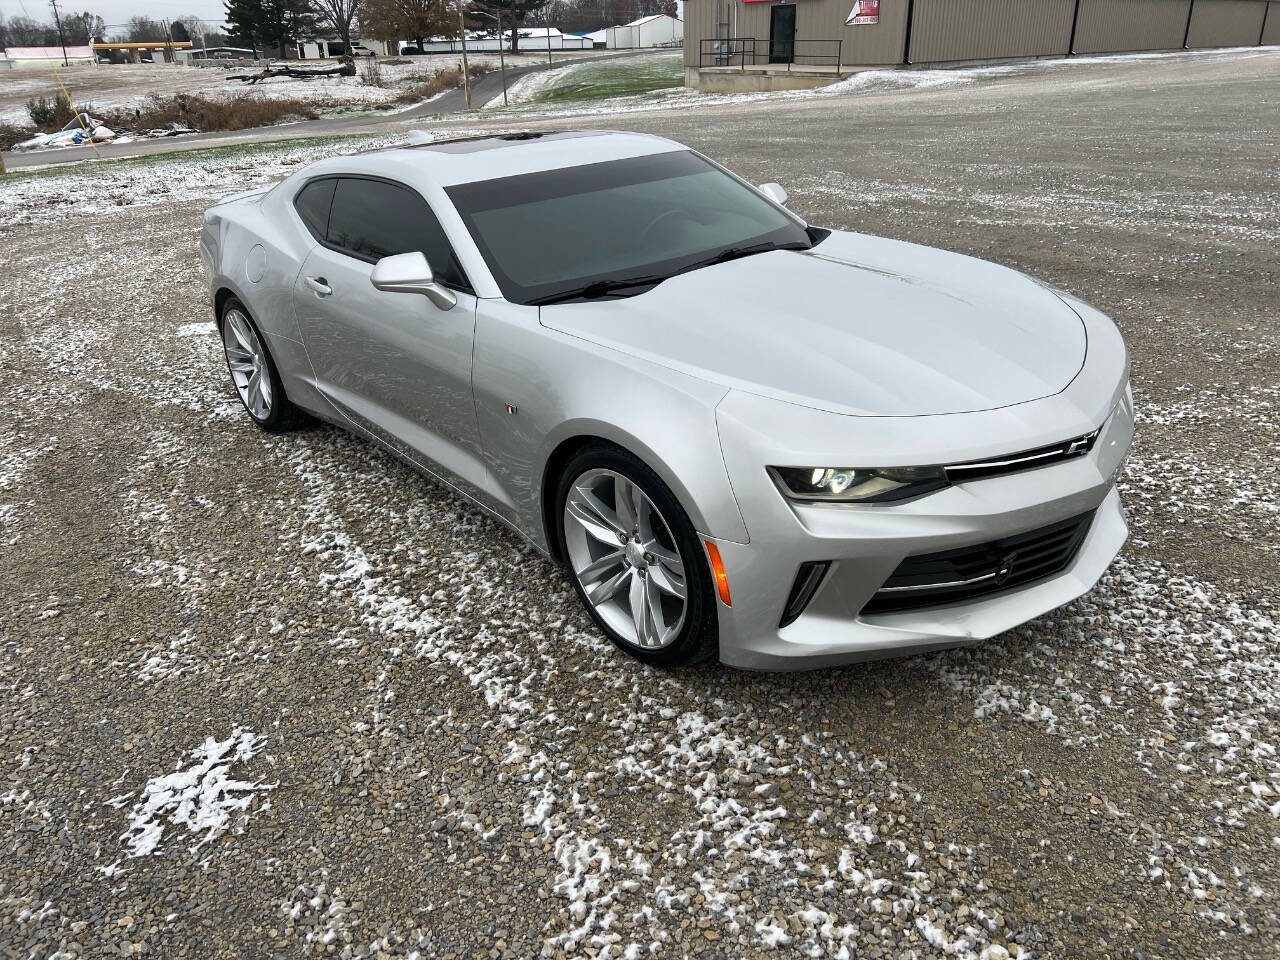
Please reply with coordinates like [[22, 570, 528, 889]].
[[767, 465, 948, 503]]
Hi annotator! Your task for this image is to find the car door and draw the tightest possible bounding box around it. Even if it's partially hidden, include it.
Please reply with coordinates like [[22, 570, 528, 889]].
[[292, 175, 490, 496]]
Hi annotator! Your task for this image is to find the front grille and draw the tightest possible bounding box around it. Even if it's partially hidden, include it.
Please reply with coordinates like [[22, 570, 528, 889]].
[[861, 511, 1095, 615], [944, 428, 1100, 484]]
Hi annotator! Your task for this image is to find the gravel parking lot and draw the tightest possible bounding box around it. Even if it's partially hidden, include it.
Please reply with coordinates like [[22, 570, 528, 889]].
[[1, 48, 1277, 959]]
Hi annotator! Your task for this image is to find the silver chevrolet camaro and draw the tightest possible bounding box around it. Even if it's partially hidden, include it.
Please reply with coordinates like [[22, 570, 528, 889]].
[[200, 129, 1133, 670]]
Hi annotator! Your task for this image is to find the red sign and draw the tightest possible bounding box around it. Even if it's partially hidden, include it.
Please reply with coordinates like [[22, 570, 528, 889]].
[[846, 0, 879, 24]]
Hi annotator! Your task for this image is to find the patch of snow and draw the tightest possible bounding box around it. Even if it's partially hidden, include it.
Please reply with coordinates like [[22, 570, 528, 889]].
[[117, 728, 275, 857]]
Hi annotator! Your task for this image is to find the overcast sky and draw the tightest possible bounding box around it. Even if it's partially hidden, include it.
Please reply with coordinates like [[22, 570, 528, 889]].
[[0, 0, 228, 31]]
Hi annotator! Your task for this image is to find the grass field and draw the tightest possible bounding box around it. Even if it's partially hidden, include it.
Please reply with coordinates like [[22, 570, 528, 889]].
[[511, 52, 683, 104]]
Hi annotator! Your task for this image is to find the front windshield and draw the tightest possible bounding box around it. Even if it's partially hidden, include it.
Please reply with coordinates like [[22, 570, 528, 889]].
[[445, 150, 811, 305]]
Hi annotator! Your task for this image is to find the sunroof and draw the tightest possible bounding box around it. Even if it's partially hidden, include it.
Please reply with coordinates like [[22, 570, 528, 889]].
[[400, 130, 607, 154]]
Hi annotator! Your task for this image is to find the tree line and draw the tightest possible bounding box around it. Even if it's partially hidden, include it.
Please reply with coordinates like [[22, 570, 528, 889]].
[[0, 13, 229, 48], [225, 0, 677, 54], [0, 0, 676, 57]]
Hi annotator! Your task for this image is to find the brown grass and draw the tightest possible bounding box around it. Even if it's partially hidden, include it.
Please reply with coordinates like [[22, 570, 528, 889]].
[[393, 64, 489, 104], [99, 94, 320, 133]]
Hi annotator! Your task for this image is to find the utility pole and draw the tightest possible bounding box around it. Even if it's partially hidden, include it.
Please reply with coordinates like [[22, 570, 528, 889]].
[[50, 0, 70, 67], [496, 10, 507, 105], [475, 9, 507, 105], [458, 0, 472, 109]]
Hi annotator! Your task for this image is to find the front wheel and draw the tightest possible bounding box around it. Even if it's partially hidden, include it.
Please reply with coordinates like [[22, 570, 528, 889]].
[[557, 446, 719, 667]]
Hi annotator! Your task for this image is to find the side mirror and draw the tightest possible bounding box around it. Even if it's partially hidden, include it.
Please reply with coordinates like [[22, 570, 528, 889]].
[[758, 182, 789, 207], [370, 251, 457, 311]]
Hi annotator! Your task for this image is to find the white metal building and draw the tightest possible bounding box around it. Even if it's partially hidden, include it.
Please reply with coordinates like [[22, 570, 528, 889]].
[[606, 14, 683, 48], [406, 29, 591, 53]]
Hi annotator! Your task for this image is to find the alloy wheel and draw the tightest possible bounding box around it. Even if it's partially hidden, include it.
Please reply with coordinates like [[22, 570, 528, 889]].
[[222, 309, 273, 421], [563, 468, 688, 649]]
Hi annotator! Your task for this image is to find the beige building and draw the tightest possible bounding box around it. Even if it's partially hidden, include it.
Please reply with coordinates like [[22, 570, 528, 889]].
[[92, 40, 194, 64], [684, 0, 1280, 90]]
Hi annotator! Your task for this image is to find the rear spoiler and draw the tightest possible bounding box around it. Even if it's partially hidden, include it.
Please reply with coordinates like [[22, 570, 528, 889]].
[[211, 185, 272, 207]]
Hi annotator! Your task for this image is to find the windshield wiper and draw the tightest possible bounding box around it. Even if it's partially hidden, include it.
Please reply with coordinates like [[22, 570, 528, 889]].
[[529, 274, 668, 306], [676, 240, 811, 275], [528, 241, 810, 306]]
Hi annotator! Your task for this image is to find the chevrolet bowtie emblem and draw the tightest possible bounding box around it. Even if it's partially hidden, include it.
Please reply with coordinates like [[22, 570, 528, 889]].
[[994, 551, 1019, 585]]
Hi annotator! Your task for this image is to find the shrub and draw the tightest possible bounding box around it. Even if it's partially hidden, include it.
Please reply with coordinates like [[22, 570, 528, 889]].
[[359, 56, 384, 87], [0, 122, 36, 150], [190, 96, 319, 132], [27, 93, 77, 130]]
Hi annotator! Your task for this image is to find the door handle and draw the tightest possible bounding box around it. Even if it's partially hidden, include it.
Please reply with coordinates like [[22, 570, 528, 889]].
[[305, 276, 332, 297]]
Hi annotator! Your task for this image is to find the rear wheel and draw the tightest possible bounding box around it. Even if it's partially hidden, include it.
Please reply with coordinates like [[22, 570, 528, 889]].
[[557, 446, 718, 667], [219, 298, 306, 432]]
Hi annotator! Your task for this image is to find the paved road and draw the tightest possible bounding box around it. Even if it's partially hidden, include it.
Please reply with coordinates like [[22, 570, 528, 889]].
[[0, 48, 1278, 960], [0, 50, 648, 171]]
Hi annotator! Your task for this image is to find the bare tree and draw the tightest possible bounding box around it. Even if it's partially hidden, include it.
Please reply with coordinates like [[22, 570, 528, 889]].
[[5, 15, 57, 46], [174, 14, 228, 48], [362, 0, 456, 51], [311, 0, 362, 52], [124, 15, 168, 42]]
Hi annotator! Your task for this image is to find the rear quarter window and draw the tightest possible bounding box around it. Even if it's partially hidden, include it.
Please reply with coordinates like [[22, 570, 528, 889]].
[[294, 178, 336, 242]]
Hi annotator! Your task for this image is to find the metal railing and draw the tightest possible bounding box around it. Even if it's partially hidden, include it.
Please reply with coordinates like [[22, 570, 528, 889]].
[[699, 38, 843, 72]]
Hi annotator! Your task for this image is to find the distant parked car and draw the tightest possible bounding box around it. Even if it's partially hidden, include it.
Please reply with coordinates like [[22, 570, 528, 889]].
[[327, 41, 376, 57], [399, 44, 424, 55], [200, 130, 1134, 671]]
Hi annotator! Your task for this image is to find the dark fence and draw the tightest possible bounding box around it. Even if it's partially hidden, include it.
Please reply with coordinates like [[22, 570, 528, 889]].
[[699, 37, 843, 70]]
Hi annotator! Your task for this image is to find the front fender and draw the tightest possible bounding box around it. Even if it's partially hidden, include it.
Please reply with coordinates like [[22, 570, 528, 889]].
[[536, 411, 750, 547], [472, 299, 750, 551]]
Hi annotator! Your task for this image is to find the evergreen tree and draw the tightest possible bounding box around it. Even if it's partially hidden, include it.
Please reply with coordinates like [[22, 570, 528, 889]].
[[225, 0, 264, 49], [225, 0, 317, 57]]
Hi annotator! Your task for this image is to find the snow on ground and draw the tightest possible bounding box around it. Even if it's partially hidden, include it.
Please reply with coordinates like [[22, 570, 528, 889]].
[[0, 125, 521, 229], [0, 135, 388, 227], [484, 46, 1280, 122], [115, 728, 275, 859], [0, 52, 594, 126], [0, 48, 1277, 957]]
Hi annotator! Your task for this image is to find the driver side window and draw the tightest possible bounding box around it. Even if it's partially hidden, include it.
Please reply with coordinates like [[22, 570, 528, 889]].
[[294, 176, 470, 291]]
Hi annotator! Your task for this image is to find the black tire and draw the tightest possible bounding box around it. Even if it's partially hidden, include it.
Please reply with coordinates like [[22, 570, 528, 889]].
[[556, 444, 719, 668], [218, 297, 308, 433]]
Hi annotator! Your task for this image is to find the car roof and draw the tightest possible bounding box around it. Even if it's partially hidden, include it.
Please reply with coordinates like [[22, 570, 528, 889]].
[[299, 130, 686, 189]]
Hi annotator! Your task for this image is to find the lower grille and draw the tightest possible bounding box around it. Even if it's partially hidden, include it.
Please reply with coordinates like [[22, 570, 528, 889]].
[[861, 511, 1095, 615]]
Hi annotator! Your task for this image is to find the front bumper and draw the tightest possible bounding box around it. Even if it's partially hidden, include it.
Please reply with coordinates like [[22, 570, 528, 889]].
[[709, 380, 1133, 671]]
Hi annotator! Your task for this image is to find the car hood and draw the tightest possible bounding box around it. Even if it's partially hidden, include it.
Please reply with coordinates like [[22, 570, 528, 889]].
[[538, 230, 1088, 417]]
